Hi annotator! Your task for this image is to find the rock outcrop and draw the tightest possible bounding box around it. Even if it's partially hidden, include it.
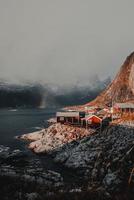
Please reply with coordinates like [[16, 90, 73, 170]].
[[53, 125, 134, 192], [0, 145, 64, 200], [18, 123, 95, 153], [18, 124, 134, 198]]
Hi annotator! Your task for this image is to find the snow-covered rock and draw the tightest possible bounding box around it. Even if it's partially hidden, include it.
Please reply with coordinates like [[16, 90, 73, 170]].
[[17, 123, 134, 193], [18, 123, 94, 153], [17, 129, 46, 141], [53, 125, 134, 191]]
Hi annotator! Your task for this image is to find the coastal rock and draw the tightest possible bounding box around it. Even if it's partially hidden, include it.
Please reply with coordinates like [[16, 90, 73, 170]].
[[53, 125, 134, 191], [19, 123, 94, 153], [17, 123, 134, 193], [0, 150, 63, 189], [0, 145, 64, 192], [103, 172, 121, 192], [0, 145, 10, 159], [0, 145, 25, 161], [25, 193, 39, 200], [17, 129, 46, 141]]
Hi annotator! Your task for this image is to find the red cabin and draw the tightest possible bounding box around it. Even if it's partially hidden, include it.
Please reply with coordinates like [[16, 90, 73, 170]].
[[81, 115, 102, 128], [87, 115, 102, 124]]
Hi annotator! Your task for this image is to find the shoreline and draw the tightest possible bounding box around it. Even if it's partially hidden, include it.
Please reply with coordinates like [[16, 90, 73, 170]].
[[15, 122, 134, 199], [17, 123, 95, 153]]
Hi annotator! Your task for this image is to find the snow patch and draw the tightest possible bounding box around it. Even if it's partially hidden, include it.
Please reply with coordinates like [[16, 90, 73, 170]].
[[129, 64, 134, 94]]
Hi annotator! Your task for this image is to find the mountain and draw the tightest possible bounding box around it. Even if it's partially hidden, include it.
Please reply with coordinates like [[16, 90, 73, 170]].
[[0, 82, 44, 108], [0, 78, 110, 109], [85, 52, 134, 107], [42, 78, 110, 108]]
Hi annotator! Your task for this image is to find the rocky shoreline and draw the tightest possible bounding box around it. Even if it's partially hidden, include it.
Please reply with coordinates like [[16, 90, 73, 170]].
[[18, 123, 95, 153], [18, 123, 134, 197], [52, 124, 134, 195], [0, 145, 65, 200], [0, 123, 134, 199]]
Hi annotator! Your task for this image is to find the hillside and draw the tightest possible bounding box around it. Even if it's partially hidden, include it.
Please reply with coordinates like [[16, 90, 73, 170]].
[[86, 52, 134, 107]]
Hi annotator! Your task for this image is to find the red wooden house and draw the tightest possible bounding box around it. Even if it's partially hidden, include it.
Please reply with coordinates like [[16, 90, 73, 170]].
[[81, 115, 102, 128]]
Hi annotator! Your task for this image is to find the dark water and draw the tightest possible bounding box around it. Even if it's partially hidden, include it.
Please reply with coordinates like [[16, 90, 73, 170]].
[[0, 108, 56, 150]]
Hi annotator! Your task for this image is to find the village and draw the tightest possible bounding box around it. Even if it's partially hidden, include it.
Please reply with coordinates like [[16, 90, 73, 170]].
[[54, 102, 134, 130]]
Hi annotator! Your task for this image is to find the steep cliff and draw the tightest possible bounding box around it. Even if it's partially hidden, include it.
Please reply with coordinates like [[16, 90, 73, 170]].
[[86, 52, 134, 106]]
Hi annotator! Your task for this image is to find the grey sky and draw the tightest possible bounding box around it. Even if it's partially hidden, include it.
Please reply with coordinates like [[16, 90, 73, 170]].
[[0, 0, 134, 85]]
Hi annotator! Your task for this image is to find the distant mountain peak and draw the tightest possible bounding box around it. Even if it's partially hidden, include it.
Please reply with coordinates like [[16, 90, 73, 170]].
[[86, 52, 134, 106]]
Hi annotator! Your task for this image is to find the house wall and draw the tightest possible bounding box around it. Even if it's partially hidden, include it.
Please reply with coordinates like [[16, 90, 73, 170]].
[[91, 116, 102, 124], [57, 116, 80, 124]]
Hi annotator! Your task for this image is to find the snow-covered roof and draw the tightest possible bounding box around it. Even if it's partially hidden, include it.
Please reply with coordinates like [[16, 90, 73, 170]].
[[85, 106, 97, 109], [56, 111, 83, 117], [114, 103, 134, 109]]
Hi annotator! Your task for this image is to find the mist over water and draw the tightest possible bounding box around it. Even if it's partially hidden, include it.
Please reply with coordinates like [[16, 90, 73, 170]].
[[0, 76, 110, 108]]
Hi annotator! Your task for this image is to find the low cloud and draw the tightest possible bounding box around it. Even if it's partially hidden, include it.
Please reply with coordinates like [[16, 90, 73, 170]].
[[0, 0, 134, 85]]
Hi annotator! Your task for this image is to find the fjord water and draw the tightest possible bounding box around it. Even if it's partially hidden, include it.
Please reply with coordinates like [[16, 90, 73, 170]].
[[0, 108, 56, 150]]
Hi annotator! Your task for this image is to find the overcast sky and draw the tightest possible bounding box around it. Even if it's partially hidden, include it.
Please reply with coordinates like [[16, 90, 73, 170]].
[[0, 0, 134, 85]]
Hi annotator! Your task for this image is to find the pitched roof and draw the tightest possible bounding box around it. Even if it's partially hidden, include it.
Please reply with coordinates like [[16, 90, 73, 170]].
[[82, 115, 102, 121]]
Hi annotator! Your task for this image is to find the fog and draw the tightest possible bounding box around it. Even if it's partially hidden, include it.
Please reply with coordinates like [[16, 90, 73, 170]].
[[0, 0, 134, 85]]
